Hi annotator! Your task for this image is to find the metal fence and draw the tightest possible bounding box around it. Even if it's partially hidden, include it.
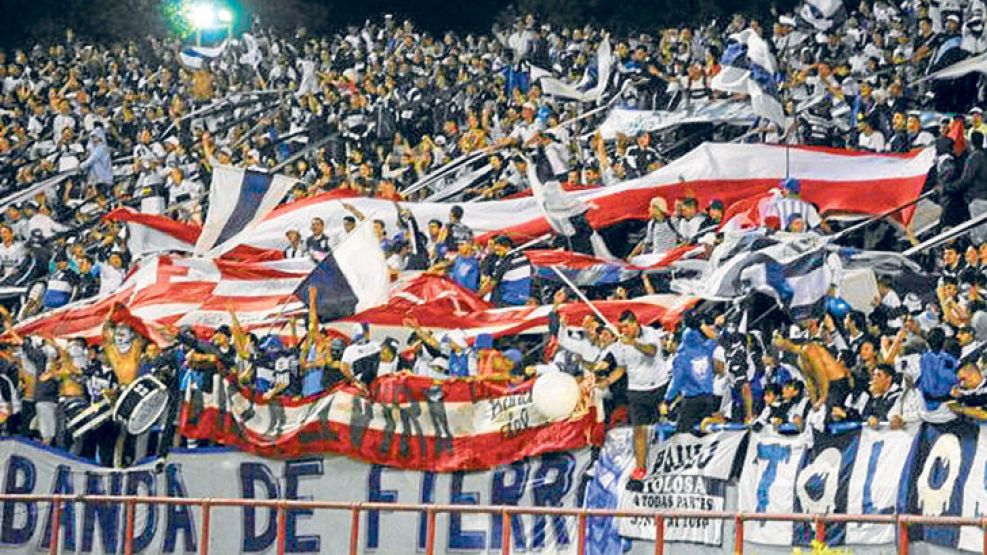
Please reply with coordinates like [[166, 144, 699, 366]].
[[5, 493, 987, 555]]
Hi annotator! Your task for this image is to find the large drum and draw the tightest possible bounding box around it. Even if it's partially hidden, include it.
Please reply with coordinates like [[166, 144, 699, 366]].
[[66, 399, 112, 440], [113, 376, 169, 435]]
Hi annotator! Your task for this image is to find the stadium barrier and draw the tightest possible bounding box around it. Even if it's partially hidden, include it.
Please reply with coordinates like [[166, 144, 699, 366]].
[[6, 493, 987, 555]]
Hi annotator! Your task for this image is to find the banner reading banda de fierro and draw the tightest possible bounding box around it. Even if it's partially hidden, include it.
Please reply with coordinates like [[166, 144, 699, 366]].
[[0, 438, 591, 554], [179, 373, 603, 472]]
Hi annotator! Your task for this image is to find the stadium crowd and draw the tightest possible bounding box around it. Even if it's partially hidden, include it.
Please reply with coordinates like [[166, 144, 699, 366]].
[[0, 0, 986, 476]]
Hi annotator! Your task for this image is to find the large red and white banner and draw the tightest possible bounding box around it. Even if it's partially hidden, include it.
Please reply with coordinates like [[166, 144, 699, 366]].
[[14, 253, 316, 341], [180, 373, 603, 471], [207, 143, 934, 254], [329, 274, 698, 339]]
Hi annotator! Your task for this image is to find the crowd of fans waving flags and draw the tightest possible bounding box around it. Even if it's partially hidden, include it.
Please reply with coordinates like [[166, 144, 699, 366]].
[[3, 1, 987, 482]]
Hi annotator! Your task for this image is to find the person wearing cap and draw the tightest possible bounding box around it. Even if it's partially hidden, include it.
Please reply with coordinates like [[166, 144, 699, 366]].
[[784, 213, 807, 233], [503, 102, 542, 147], [773, 15, 807, 60], [629, 196, 679, 259], [856, 113, 887, 152], [340, 323, 380, 389], [969, 108, 987, 140], [957, 324, 984, 362], [283, 229, 306, 259], [765, 178, 828, 233]]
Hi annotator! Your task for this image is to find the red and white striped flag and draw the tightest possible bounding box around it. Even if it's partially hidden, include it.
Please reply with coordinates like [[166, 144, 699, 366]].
[[204, 143, 933, 255], [14, 253, 315, 342], [14, 223, 390, 341], [103, 208, 199, 259], [327, 274, 698, 340]]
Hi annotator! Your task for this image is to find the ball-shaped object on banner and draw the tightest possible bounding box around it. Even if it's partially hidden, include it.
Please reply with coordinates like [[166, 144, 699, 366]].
[[532, 371, 580, 420]]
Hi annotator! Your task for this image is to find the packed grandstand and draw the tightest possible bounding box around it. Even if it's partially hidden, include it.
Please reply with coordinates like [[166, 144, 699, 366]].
[[1, 0, 987, 552]]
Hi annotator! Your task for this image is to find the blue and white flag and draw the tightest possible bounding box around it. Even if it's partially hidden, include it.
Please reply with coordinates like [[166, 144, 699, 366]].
[[797, 0, 847, 31], [792, 429, 859, 546], [711, 29, 786, 127], [539, 38, 613, 102], [929, 34, 968, 75], [179, 41, 228, 70], [197, 165, 297, 255], [921, 49, 987, 82], [294, 222, 390, 321], [902, 421, 980, 549], [672, 234, 841, 320]]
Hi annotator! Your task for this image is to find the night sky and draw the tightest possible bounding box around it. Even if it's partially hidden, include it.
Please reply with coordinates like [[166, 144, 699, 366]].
[[0, 0, 790, 48]]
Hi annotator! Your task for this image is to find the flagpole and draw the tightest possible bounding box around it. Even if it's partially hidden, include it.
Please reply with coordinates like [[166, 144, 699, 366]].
[[785, 143, 791, 181], [507, 233, 553, 256], [549, 265, 621, 335], [830, 190, 937, 242], [903, 208, 987, 257], [404, 102, 613, 198]]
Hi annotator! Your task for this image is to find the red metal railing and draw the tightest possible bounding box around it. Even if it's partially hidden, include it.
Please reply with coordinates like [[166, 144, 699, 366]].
[[7, 493, 987, 555]]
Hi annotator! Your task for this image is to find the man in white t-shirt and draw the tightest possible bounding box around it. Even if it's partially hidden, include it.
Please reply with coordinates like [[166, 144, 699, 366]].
[[0, 225, 26, 280], [613, 310, 667, 481], [340, 323, 381, 388]]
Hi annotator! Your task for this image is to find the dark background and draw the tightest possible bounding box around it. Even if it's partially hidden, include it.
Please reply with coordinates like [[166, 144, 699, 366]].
[[0, 0, 792, 49]]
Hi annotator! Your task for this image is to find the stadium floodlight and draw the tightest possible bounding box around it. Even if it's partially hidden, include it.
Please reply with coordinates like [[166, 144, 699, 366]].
[[216, 8, 234, 24], [188, 3, 217, 30]]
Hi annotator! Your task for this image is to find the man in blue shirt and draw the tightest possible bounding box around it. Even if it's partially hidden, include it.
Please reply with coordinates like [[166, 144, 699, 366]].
[[450, 240, 480, 292], [662, 316, 720, 434]]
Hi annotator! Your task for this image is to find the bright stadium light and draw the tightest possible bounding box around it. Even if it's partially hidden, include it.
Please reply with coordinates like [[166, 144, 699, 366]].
[[188, 3, 216, 30], [216, 7, 234, 24]]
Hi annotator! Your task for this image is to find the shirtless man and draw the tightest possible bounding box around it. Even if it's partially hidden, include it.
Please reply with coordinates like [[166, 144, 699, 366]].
[[772, 329, 852, 408]]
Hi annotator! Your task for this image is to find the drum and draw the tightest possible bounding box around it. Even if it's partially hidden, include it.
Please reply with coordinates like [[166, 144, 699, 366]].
[[113, 376, 169, 435], [66, 399, 112, 440]]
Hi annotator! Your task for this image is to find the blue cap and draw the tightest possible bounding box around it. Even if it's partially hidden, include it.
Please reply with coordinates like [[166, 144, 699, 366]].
[[826, 297, 851, 319], [475, 333, 494, 349], [781, 178, 801, 194], [785, 213, 803, 229], [259, 335, 283, 354], [503, 349, 523, 366]]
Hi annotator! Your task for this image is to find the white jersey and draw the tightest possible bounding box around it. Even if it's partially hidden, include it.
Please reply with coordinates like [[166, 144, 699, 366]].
[[613, 326, 668, 391], [0, 241, 25, 278]]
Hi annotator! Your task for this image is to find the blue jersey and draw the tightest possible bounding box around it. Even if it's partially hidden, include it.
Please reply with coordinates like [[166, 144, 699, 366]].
[[665, 328, 717, 400], [451, 255, 480, 292]]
